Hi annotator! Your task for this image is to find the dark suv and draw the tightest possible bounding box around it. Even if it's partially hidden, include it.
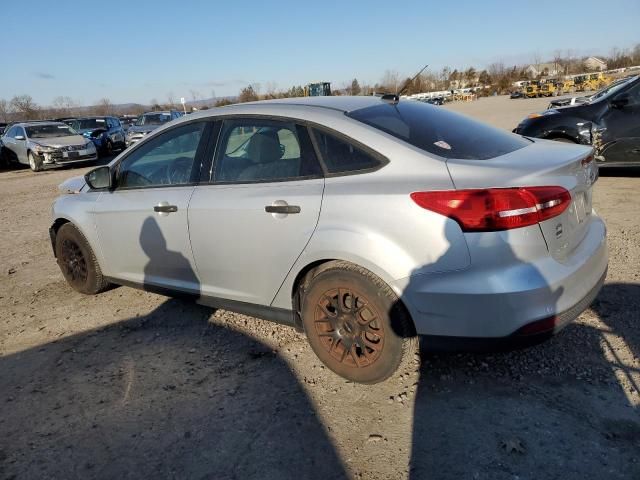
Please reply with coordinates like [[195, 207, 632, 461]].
[[514, 75, 640, 166], [71, 117, 126, 156]]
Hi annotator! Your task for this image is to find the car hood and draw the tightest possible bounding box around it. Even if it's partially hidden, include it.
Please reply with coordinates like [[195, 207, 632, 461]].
[[128, 125, 160, 134], [77, 127, 106, 135], [58, 175, 87, 194], [31, 135, 87, 147]]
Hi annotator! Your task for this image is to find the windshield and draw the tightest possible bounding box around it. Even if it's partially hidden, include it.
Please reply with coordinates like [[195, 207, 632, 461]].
[[589, 77, 636, 101], [136, 113, 171, 126], [26, 124, 76, 139], [347, 100, 529, 160], [74, 118, 106, 130]]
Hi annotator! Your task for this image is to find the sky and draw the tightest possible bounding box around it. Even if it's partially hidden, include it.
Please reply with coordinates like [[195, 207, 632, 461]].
[[1, 0, 638, 106]]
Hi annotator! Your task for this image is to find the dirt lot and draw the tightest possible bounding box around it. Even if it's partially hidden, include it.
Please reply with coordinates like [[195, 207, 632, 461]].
[[1, 96, 639, 480]]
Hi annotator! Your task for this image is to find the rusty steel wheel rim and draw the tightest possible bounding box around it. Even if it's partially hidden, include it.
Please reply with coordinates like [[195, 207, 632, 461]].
[[314, 287, 384, 368], [60, 239, 87, 284]]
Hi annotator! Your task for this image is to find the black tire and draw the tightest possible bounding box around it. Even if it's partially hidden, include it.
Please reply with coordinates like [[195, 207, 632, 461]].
[[551, 137, 576, 143], [55, 223, 110, 295], [300, 261, 417, 384], [28, 151, 42, 172], [104, 139, 114, 156]]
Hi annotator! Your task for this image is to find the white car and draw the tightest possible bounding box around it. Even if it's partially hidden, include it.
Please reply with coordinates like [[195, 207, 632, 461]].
[[0, 122, 97, 171]]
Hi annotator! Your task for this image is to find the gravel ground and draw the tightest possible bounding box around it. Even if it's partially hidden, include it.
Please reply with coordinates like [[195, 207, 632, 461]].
[[0, 95, 639, 480]]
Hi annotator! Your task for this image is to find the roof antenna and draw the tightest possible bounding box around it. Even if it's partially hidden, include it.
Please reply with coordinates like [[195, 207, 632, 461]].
[[397, 64, 429, 97]]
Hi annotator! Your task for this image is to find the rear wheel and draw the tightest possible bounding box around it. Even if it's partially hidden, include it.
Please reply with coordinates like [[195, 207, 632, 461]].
[[300, 262, 417, 384], [28, 151, 42, 172], [55, 223, 110, 294]]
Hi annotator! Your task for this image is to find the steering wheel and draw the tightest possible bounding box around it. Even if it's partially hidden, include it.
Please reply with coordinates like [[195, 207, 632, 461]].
[[165, 157, 193, 185]]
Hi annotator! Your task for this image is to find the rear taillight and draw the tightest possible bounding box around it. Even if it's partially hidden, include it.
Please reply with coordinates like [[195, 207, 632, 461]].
[[410, 186, 571, 232]]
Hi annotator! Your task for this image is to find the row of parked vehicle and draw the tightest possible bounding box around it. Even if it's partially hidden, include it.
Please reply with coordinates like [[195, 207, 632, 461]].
[[0, 110, 184, 171]]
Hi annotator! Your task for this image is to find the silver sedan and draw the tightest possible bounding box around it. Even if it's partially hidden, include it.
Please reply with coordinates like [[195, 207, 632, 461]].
[[49, 96, 608, 383]]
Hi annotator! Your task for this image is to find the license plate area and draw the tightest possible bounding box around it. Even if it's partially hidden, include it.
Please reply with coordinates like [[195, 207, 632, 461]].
[[65, 151, 80, 159]]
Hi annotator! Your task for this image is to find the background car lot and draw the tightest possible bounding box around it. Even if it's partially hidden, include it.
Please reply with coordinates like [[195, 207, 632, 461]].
[[0, 95, 638, 479]]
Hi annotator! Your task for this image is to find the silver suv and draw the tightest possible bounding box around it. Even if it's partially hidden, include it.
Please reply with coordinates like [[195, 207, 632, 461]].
[[50, 96, 607, 383], [126, 110, 184, 147], [1, 122, 97, 171]]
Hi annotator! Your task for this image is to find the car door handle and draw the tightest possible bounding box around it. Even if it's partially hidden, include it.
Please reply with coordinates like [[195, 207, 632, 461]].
[[154, 204, 178, 213], [265, 205, 301, 214]]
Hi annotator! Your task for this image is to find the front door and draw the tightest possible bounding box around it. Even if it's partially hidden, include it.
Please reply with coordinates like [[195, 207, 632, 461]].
[[600, 81, 640, 164], [93, 121, 210, 293], [188, 118, 324, 305]]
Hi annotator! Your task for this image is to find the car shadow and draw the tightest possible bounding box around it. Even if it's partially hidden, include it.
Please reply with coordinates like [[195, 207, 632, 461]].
[[401, 219, 639, 478], [0, 216, 347, 479]]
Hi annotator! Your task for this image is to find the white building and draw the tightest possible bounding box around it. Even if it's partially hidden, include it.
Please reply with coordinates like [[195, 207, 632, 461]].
[[583, 56, 608, 71], [525, 62, 562, 78]]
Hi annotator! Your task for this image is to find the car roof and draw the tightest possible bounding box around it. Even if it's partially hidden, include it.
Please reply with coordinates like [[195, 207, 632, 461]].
[[237, 95, 386, 113], [17, 121, 67, 127]]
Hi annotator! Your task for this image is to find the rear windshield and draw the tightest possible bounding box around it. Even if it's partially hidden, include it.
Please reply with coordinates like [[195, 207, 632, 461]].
[[347, 100, 529, 160]]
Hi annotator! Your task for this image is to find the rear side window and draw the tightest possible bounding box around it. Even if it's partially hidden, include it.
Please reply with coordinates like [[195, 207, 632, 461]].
[[213, 119, 322, 183], [347, 100, 529, 160], [311, 129, 381, 174]]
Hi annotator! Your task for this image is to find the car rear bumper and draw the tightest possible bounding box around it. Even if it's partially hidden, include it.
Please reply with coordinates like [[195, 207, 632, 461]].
[[392, 215, 608, 339]]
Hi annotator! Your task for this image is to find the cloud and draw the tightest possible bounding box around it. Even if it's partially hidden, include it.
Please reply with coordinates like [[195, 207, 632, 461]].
[[34, 72, 55, 79]]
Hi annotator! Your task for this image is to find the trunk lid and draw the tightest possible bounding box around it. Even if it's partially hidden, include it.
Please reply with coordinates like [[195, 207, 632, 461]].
[[445, 139, 597, 261]]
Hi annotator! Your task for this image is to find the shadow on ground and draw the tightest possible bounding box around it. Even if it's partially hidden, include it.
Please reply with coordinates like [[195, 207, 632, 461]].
[[409, 282, 640, 479], [0, 299, 346, 479]]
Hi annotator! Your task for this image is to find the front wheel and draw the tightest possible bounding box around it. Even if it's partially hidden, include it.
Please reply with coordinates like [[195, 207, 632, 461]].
[[300, 262, 417, 384], [55, 223, 110, 294], [28, 151, 42, 172]]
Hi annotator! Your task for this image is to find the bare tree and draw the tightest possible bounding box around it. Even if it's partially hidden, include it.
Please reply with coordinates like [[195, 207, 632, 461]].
[[0, 98, 9, 122], [265, 82, 279, 99], [10, 95, 39, 120], [351, 78, 361, 96], [51, 96, 77, 118], [189, 89, 201, 103], [95, 98, 113, 116], [381, 70, 400, 92], [166, 92, 176, 108], [238, 85, 259, 103]]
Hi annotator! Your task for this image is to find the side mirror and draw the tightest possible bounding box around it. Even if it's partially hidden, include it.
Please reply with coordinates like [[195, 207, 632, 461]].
[[85, 166, 112, 190], [611, 94, 630, 109], [14, 135, 25, 141]]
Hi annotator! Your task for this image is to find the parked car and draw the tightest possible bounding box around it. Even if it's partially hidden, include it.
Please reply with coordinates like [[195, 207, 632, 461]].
[[118, 115, 137, 132], [126, 110, 183, 146], [71, 117, 126, 155], [1, 121, 97, 171], [547, 77, 631, 109], [514, 75, 640, 166], [54, 117, 78, 127], [50, 96, 607, 383], [509, 91, 524, 99]]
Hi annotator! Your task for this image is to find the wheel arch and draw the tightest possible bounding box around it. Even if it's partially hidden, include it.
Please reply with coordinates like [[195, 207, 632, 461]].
[[287, 258, 416, 334]]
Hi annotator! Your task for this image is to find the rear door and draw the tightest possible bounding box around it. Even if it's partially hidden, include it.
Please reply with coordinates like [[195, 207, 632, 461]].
[[188, 118, 324, 305]]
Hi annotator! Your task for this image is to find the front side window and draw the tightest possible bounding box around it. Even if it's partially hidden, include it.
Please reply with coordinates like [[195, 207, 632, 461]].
[[117, 122, 206, 189], [311, 128, 381, 174], [213, 119, 321, 183]]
